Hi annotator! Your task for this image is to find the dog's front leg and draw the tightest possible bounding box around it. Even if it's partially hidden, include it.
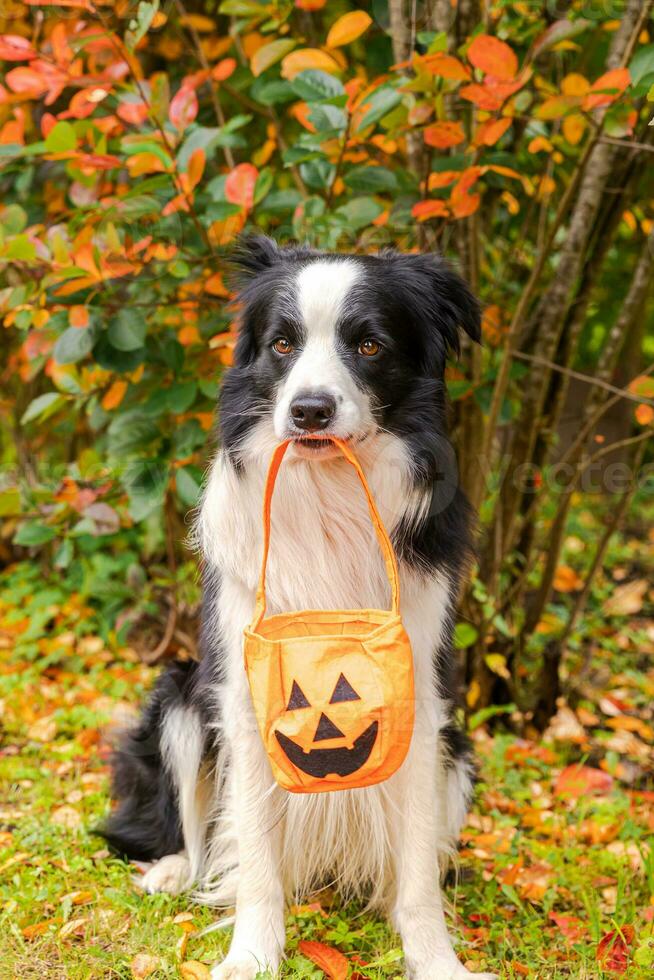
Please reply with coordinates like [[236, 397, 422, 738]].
[[388, 726, 497, 980], [212, 587, 285, 979]]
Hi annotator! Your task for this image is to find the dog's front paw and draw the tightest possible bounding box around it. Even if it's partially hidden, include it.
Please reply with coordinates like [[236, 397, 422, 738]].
[[139, 853, 192, 895], [210, 953, 274, 979]]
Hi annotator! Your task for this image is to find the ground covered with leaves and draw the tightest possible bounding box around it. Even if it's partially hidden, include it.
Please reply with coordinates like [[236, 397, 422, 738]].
[[1, 542, 653, 980]]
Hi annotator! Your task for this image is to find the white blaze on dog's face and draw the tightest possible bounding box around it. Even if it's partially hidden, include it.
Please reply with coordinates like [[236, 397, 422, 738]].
[[272, 260, 374, 449], [220, 237, 482, 464]]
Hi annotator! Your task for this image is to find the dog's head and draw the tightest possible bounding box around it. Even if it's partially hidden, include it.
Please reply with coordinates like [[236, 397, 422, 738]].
[[220, 236, 480, 461]]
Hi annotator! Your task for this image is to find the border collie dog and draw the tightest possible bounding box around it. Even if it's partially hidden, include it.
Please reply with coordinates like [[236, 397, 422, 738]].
[[103, 237, 496, 980]]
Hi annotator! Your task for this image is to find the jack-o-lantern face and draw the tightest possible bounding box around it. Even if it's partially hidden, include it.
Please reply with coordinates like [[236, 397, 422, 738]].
[[274, 673, 379, 779]]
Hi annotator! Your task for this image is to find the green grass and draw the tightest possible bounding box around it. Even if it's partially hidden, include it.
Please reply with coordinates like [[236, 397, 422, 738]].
[[1, 561, 653, 979]]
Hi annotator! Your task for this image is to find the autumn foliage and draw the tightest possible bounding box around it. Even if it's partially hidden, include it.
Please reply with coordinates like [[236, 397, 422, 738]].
[[0, 1, 653, 720]]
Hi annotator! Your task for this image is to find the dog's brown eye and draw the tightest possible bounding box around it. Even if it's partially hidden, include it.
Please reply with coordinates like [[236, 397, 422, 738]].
[[358, 339, 380, 357], [273, 338, 293, 355]]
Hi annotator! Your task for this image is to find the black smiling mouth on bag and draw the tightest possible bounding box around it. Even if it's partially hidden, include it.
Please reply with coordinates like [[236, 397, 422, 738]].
[[275, 674, 378, 779]]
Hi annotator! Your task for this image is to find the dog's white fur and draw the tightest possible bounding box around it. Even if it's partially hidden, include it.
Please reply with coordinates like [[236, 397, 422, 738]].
[[147, 261, 494, 979]]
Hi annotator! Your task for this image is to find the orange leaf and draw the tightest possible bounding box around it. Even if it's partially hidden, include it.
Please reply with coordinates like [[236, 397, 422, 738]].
[[212, 58, 237, 82], [597, 925, 634, 974], [635, 403, 654, 426], [553, 564, 583, 592], [295, 0, 327, 8], [298, 940, 349, 980], [326, 11, 372, 48], [628, 375, 654, 399], [186, 148, 205, 191], [412, 199, 449, 221], [473, 116, 511, 147], [562, 113, 586, 145], [554, 764, 613, 799], [467, 34, 518, 81], [423, 121, 465, 149], [178, 325, 201, 346], [225, 163, 258, 210], [584, 67, 630, 110], [450, 166, 483, 219], [427, 170, 460, 189], [102, 380, 127, 411], [69, 306, 89, 328], [420, 52, 470, 81], [281, 48, 341, 80], [205, 272, 230, 297]]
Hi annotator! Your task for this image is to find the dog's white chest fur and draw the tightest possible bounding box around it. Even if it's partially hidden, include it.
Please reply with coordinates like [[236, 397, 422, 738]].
[[200, 433, 425, 615]]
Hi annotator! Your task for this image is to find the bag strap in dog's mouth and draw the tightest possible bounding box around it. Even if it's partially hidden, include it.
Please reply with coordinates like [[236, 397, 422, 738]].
[[251, 438, 401, 629]]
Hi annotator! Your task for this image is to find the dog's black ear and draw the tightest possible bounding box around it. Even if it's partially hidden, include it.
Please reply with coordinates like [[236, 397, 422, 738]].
[[232, 235, 282, 277], [387, 252, 481, 360]]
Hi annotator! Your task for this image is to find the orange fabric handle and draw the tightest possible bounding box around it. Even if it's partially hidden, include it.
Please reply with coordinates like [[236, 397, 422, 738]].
[[252, 439, 401, 627]]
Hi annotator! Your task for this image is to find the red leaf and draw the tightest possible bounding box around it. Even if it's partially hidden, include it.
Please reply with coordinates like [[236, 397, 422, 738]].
[[597, 926, 635, 974], [169, 85, 198, 131], [0, 35, 37, 61], [225, 163, 258, 210], [549, 912, 588, 943], [423, 120, 465, 149], [467, 34, 518, 81], [298, 940, 349, 980], [554, 764, 613, 799]]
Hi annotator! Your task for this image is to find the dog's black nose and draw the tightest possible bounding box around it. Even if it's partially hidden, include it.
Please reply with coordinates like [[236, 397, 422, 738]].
[[290, 391, 336, 432]]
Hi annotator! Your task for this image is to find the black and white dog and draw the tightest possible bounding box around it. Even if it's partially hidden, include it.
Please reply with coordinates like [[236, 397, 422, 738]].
[[103, 237, 497, 980]]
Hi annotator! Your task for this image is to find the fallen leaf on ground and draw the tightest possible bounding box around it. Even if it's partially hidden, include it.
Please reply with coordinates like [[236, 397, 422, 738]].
[[130, 953, 161, 978], [554, 764, 613, 799], [51, 804, 82, 828], [597, 925, 635, 973], [603, 579, 647, 616], [298, 940, 349, 980], [59, 916, 88, 940], [180, 963, 211, 980]]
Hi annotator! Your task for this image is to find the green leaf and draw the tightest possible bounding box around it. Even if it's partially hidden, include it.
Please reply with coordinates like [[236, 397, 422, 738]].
[[44, 121, 77, 153], [4, 234, 36, 261], [0, 204, 27, 234], [125, 0, 160, 51], [344, 165, 397, 193], [14, 522, 57, 547], [124, 458, 168, 522], [291, 70, 345, 102], [453, 622, 479, 649], [94, 334, 145, 373], [258, 189, 302, 214], [251, 38, 296, 77], [0, 488, 21, 516], [356, 85, 402, 131], [176, 466, 201, 507], [108, 310, 147, 351], [335, 197, 383, 230], [468, 703, 517, 731], [299, 158, 335, 190], [21, 392, 66, 424], [250, 78, 295, 106], [53, 325, 96, 364], [629, 44, 654, 88], [308, 104, 347, 133], [167, 381, 197, 413]]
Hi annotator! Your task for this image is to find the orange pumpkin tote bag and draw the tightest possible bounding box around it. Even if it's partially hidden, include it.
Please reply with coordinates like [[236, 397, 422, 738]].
[[243, 438, 415, 794]]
